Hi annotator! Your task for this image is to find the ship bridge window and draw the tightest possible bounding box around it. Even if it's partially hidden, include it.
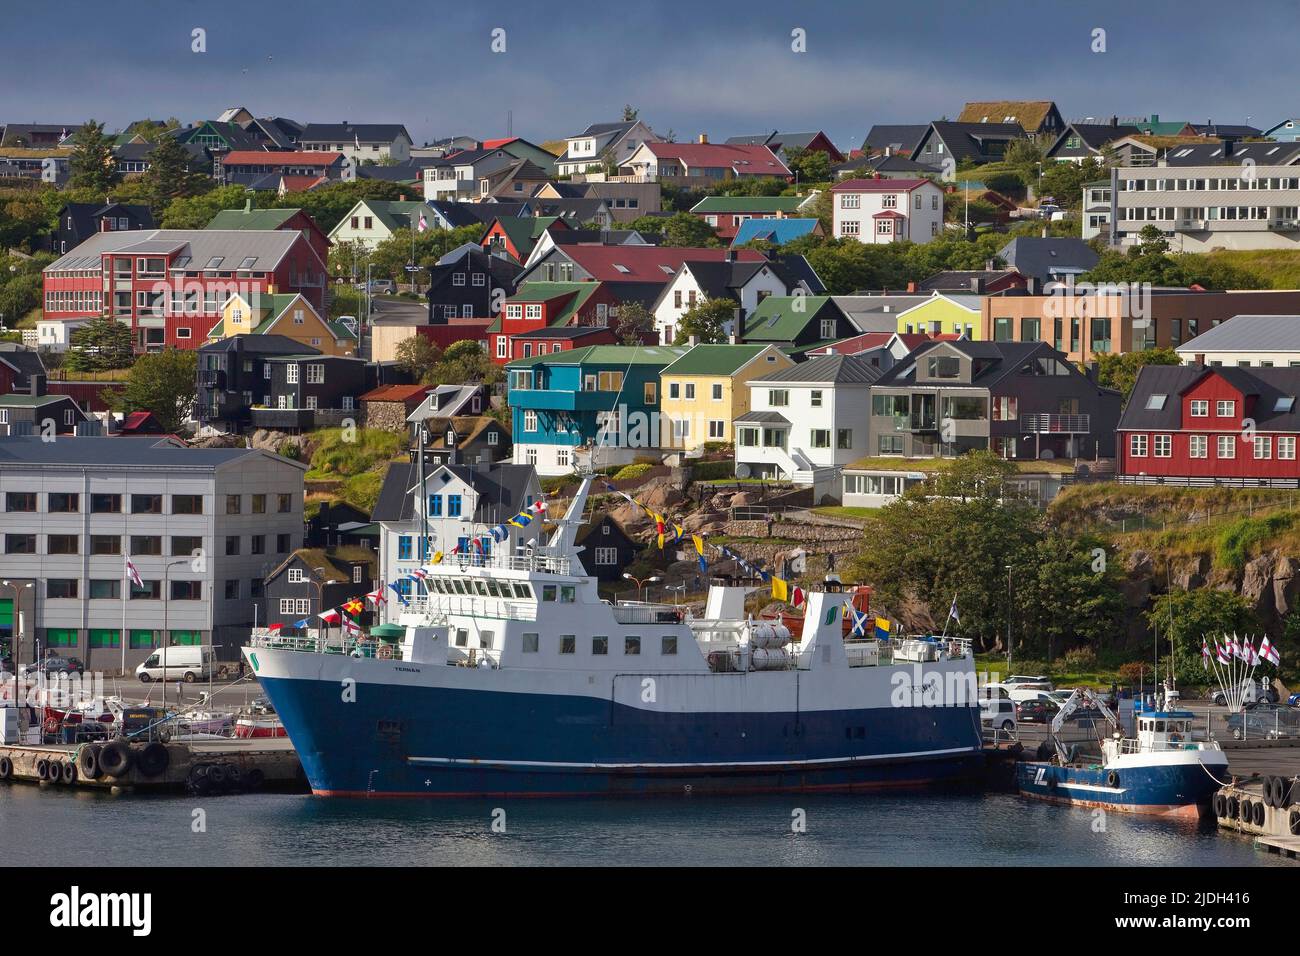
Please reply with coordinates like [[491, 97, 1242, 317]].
[[512, 582, 534, 600], [480, 630, 494, 649], [1154, 720, 1165, 732], [472, 580, 490, 597], [485, 580, 502, 597], [560, 635, 576, 654], [542, 585, 557, 602], [521, 632, 539, 653], [661, 635, 677, 655], [455, 628, 469, 647], [560, 585, 576, 603], [592, 636, 608, 655], [624, 636, 641, 655], [450, 579, 467, 595]]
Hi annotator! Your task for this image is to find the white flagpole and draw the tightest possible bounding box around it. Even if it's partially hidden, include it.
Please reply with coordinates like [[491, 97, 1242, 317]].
[[121, 560, 127, 676]]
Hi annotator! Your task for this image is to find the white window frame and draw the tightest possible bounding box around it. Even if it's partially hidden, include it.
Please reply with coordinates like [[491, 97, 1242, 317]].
[[1216, 435, 1235, 459]]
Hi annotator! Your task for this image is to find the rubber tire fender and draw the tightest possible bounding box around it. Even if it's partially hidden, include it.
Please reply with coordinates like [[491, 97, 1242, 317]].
[[136, 742, 169, 778], [1106, 770, 1120, 789], [1290, 809, 1300, 836], [1254, 800, 1266, 827], [98, 739, 132, 777], [34, 758, 49, 780], [0, 755, 11, 779], [60, 761, 76, 785], [1213, 793, 1227, 818], [78, 745, 102, 779]]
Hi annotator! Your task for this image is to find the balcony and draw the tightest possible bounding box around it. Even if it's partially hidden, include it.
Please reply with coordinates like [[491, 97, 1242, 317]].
[[1020, 413, 1091, 434], [197, 369, 225, 388], [250, 407, 353, 430], [1174, 219, 1207, 232], [508, 388, 617, 412]]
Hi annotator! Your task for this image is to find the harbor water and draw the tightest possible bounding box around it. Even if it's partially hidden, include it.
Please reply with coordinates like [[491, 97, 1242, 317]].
[[2, 785, 1289, 867]]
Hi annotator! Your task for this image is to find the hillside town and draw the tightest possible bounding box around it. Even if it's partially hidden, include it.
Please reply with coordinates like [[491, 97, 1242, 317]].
[[3, 97, 1300, 701]]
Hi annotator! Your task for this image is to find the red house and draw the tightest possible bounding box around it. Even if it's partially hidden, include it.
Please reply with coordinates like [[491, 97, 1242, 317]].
[[42, 228, 329, 353], [489, 280, 627, 364], [1119, 365, 1300, 486], [206, 204, 332, 265]]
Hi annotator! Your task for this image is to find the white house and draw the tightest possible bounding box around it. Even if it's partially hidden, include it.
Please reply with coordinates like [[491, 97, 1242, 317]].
[[329, 199, 431, 249], [556, 120, 661, 177], [299, 123, 413, 165], [735, 353, 881, 495], [34, 317, 90, 352], [650, 256, 810, 345], [371, 459, 544, 622], [1175, 313, 1300, 367], [422, 149, 517, 202], [830, 178, 945, 245]]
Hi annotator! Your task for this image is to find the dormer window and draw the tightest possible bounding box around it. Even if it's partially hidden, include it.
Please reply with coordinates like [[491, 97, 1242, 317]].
[[1145, 394, 1167, 410], [1215, 400, 1236, 417]]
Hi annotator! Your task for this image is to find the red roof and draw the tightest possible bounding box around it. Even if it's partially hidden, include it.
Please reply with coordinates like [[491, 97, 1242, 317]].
[[556, 246, 766, 283], [818, 332, 895, 355], [641, 143, 790, 177], [832, 178, 933, 192], [872, 210, 907, 219], [358, 384, 433, 403], [222, 151, 344, 166], [278, 175, 328, 193], [482, 137, 518, 149]]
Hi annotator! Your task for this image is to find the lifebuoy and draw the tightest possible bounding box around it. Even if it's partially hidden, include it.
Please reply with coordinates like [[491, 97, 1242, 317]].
[[0, 756, 11, 779], [377, 644, 394, 660], [1106, 770, 1120, 789], [78, 745, 101, 779], [98, 739, 132, 777], [43, 717, 60, 735], [1290, 809, 1300, 836]]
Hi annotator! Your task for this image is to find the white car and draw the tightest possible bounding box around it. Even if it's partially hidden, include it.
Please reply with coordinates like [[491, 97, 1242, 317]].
[[1005, 674, 1053, 687], [980, 698, 1017, 733]]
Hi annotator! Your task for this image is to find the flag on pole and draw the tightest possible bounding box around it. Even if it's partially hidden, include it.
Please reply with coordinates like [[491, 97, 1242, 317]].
[[771, 577, 789, 602], [366, 589, 386, 606], [791, 586, 805, 608], [293, 618, 310, 629], [948, 596, 960, 624], [850, 609, 870, 637], [431, 550, 444, 564], [1216, 640, 1231, 665], [266, 622, 283, 633], [874, 617, 891, 640], [408, 568, 428, 581], [387, 582, 409, 606], [417, 213, 428, 233], [342, 598, 364, 618], [1260, 635, 1281, 666], [1244, 635, 1258, 666], [125, 556, 143, 588], [319, 608, 342, 625], [1201, 637, 1210, 670], [692, 534, 707, 573], [529, 499, 547, 515]]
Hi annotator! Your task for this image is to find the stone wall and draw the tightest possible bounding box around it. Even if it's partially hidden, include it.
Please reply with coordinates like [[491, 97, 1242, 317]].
[[363, 401, 409, 433]]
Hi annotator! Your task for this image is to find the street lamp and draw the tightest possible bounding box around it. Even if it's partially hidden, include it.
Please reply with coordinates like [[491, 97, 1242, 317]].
[[1, 580, 33, 678], [161, 558, 192, 712], [1005, 564, 1014, 676], [312, 567, 342, 647], [666, 581, 686, 606], [622, 573, 661, 603]]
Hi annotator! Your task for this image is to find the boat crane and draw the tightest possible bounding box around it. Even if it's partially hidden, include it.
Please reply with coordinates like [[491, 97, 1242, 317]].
[[1047, 687, 1118, 764]]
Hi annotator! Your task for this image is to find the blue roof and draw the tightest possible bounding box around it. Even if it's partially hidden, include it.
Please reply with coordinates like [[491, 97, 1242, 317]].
[[731, 218, 820, 248]]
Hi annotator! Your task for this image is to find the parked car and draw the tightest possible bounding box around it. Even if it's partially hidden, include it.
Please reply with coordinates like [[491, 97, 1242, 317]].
[[368, 279, 395, 294], [1005, 675, 1053, 687], [980, 698, 1017, 733], [1016, 699, 1059, 724], [1225, 703, 1300, 740], [1289, 693, 1300, 708], [21, 656, 85, 677], [136, 645, 215, 684], [1211, 678, 1279, 706]]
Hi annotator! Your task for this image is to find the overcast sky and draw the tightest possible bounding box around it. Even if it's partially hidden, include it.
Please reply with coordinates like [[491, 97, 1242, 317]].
[[3, 0, 1292, 148]]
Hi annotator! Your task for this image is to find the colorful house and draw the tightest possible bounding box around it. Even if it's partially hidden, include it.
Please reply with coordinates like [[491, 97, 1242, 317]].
[[689, 196, 810, 241], [206, 292, 358, 356], [658, 344, 794, 450], [490, 281, 626, 364], [508, 345, 685, 476], [894, 293, 982, 338], [741, 296, 857, 350]]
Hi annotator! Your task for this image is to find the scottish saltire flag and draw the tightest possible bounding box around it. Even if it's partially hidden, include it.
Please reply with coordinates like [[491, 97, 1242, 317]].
[[387, 582, 409, 606], [850, 609, 870, 637]]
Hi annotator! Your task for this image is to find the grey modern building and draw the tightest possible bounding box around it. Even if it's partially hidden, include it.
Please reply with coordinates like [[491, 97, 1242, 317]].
[[0, 436, 306, 672]]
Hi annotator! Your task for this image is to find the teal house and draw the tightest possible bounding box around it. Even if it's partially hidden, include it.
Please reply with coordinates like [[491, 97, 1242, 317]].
[[508, 345, 684, 476]]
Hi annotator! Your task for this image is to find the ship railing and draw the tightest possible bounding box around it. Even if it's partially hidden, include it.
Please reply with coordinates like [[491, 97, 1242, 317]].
[[610, 602, 686, 625], [404, 596, 539, 621], [1115, 736, 1217, 754], [248, 633, 390, 658], [435, 552, 573, 576], [889, 636, 972, 661], [843, 640, 884, 667]]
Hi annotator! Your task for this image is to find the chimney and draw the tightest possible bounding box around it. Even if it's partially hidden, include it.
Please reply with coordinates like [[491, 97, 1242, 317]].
[[399, 193, 406, 202], [906, 281, 917, 293], [1110, 115, 1118, 128], [1194, 353, 1206, 366], [724, 249, 735, 263], [698, 133, 708, 144], [970, 277, 984, 294], [985, 258, 995, 271], [29, 373, 45, 397], [688, 334, 700, 346], [1222, 138, 1235, 158], [732, 306, 743, 344]]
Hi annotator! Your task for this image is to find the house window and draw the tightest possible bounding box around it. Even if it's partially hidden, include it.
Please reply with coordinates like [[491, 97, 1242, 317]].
[[1280, 436, 1297, 459], [840, 194, 860, 209], [1190, 399, 1209, 417], [526, 448, 537, 465], [90, 493, 122, 513], [556, 448, 570, 467], [709, 420, 725, 439], [644, 382, 657, 403], [711, 383, 723, 401], [452, 273, 466, 286], [1153, 434, 1172, 457], [1129, 434, 1148, 457], [810, 389, 823, 407], [811, 429, 831, 449], [1254, 436, 1272, 459], [1189, 434, 1208, 458], [837, 429, 853, 450], [1216, 400, 1235, 417], [1216, 435, 1235, 459], [287, 365, 299, 384], [398, 536, 413, 560], [769, 389, 789, 407], [595, 547, 617, 565], [882, 194, 897, 209], [842, 221, 860, 236], [524, 410, 538, 432]]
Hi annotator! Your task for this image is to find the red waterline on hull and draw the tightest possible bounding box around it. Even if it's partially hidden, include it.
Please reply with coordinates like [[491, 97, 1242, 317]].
[[311, 777, 963, 799], [1018, 790, 1207, 819]]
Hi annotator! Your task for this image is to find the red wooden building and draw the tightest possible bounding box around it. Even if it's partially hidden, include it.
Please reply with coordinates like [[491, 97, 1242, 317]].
[[489, 280, 633, 364], [1119, 364, 1300, 486], [42, 228, 329, 353]]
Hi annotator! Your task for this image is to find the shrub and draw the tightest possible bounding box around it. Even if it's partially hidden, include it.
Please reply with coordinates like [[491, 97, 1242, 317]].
[[341, 472, 384, 514], [278, 441, 300, 461], [612, 462, 654, 481], [690, 459, 734, 482], [1060, 646, 1098, 672], [1117, 661, 1146, 686]]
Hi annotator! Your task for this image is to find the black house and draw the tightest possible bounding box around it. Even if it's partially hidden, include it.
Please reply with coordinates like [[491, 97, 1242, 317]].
[[196, 334, 321, 434], [426, 244, 523, 324], [0, 376, 90, 437], [262, 547, 378, 633], [574, 513, 640, 581], [253, 355, 368, 433], [305, 500, 372, 548], [53, 202, 155, 256]]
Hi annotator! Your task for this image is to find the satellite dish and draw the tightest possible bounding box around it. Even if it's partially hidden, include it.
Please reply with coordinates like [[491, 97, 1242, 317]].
[[735, 462, 751, 479]]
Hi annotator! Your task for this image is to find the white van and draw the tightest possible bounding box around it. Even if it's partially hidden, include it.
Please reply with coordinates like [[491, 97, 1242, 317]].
[[136, 645, 215, 683], [980, 698, 1017, 733]]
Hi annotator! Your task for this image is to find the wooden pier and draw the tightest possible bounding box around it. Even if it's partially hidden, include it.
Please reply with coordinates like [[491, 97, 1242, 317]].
[[1212, 773, 1300, 862], [0, 737, 305, 795]]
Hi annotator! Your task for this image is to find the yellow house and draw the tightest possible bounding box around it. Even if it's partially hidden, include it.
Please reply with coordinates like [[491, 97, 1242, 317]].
[[206, 292, 358, 356], [658, 344, 795, 450], [894, 292, 983, 339]]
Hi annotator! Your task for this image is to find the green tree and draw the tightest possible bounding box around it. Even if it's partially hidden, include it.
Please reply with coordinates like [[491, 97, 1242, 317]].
[[1146, 589, 1260, 684], [160, 184, 257, 229], [124, 118, 181, 143], [622, 105, 639, 121], [1038, 157, 1104, 210], [673, 297, 737, 344], [68, 121, 121, 192], [784, 148, 831, 184], [427, 339, 501, 386], [615, 301, 654, 345], [1094, 347, 1182, 403], [658, 212, 721, 247], [66, 317, 134, 372], [1017, 531, 1125, 662], [393, 335, 441, 379], [142, 135, 210, 210], [105, 348, 198, 434]]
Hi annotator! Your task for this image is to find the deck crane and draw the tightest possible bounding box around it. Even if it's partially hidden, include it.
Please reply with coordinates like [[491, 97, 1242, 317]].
[[1048, 688, 1120, 765]]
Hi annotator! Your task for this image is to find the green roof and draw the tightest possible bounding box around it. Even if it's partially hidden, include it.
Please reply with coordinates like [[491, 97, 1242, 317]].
[[691, 196, 807, 214], [743, 296, 835, 341], [660, 344, 775, 377], [507, 345, 685, 368], [357, 200, 430, 233], [206, 208, 301, 230], [0, 394, 66, 406]]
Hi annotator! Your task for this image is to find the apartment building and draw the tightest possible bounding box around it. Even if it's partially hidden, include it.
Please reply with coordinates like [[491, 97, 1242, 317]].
[[1109, 164, 1300, 252], [0, 437, 305, 671]]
